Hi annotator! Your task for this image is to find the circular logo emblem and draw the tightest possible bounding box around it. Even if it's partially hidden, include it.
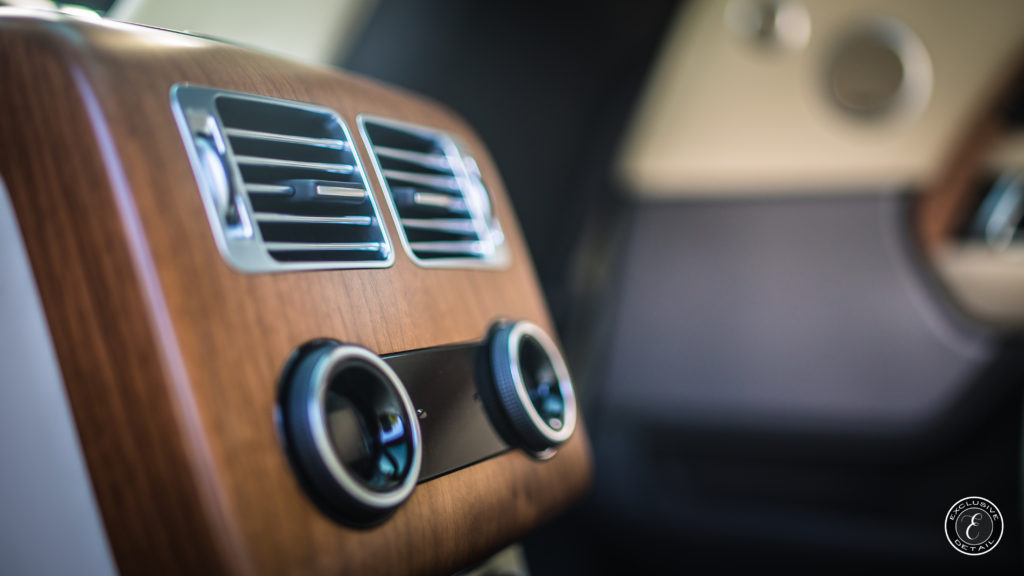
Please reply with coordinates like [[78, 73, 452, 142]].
[[945, 496, 1003, 556]]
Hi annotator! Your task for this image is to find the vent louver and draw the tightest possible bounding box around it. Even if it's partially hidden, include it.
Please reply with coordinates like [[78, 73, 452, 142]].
[[171, 86, 393, 272], [359, 116, 508, 268]]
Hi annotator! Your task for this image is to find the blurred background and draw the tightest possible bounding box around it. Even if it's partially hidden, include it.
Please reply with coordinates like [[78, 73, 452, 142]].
[[15, 0, 1024, 571]]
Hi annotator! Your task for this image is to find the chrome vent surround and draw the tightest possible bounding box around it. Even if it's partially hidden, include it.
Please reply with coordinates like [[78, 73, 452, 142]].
[[358, 116, 508, 268], [170, 85, 393, 272]]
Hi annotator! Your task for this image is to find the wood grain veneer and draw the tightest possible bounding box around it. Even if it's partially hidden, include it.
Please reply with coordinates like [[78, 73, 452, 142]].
[[915, 45, 1024, 254], [0, 12, 591, 576]]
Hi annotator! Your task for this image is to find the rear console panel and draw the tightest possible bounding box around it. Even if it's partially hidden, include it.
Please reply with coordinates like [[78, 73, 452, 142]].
[[0, 12, 590, 576]]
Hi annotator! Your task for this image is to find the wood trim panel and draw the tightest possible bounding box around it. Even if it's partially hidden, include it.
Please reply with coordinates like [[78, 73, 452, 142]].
[[0, 13, 591, 576], [915, 45, 1024, 254]]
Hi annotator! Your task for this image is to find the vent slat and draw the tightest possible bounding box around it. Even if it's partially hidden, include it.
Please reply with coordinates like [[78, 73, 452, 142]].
[[373, 146, 451, 172], [235, 155, 356, 174], [401, 218, 478, 235], [225, 127, 348, 150], [265, 241, 384, 252], [408, 241, 487, 255], [381, 169, 460, 192], [255, 214, 373, 225]]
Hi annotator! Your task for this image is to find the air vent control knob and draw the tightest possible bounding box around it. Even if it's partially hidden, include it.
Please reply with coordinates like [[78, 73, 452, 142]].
[[185, 110, 240, 226], [483, 321, 578, 456], [278, 342, 422, 526]]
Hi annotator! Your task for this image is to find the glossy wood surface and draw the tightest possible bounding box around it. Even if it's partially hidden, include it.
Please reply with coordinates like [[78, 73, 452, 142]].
[[0, 13, 591, 576], [915, 47, 1024, 253]]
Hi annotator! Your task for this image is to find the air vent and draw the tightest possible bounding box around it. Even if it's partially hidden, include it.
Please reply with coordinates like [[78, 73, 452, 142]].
[[358, 116, 508, 268], [170, 85, 393, 272]]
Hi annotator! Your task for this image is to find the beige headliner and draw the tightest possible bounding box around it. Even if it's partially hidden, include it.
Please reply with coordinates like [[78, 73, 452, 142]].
[[619, 0, 1024, 197], [109, 0, 377, 65]]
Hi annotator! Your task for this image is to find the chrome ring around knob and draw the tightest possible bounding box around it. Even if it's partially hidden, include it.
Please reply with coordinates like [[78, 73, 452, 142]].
[[278, 341, 422, 526], [486, 320, 577, 456]]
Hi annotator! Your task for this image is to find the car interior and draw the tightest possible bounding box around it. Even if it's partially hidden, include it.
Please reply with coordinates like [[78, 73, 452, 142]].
[[2, 0, 1024, 574]]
